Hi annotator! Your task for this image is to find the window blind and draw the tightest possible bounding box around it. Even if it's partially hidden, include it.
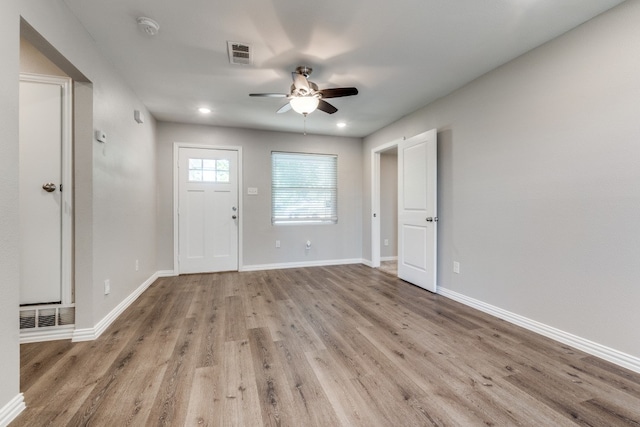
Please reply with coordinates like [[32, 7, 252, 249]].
[[272, 152, 338, 224]]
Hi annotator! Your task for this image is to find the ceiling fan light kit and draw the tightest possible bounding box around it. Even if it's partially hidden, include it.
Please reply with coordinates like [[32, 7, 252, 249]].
[[290, 96, 319, 115], [250, 66, 358, 117]]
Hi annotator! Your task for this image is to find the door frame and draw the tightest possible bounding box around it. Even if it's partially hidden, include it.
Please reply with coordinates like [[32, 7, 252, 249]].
[[19, 73, 74, 305], [173, 143, 243, 274], [371, 138, 403, 268]]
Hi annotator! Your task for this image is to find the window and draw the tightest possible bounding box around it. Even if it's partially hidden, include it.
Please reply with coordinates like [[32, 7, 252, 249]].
[[272, 152, 337, 224], [188, 158, 230, 183]]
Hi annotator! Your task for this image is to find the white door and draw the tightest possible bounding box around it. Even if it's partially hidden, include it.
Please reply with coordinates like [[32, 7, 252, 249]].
[[398, 129, 437, 292], [178, 147, 239, 273], [19, 77, 70, 305]]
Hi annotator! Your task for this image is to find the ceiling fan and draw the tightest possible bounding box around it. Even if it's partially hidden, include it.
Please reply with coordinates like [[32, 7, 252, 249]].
[[250, 66, 358, 116]]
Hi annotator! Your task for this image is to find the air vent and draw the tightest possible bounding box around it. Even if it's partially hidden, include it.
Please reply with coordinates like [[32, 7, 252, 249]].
[[20, 304, 75, 329], [227, 41, 252, 65]]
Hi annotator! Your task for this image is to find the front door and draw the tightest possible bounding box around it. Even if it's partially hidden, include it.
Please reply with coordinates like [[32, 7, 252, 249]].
[[178, 147, 239, 274], [397, 129, 437, 292], [19, 75, 72, 305]]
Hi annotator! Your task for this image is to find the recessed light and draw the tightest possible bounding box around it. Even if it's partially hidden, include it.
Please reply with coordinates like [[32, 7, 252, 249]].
[[336, 122, 347, 128], [198, 107, 212, 114]]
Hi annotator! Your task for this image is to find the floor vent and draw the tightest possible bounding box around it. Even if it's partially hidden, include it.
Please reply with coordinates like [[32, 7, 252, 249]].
[[20, 304, 75, 329], [227, 41, 252, 65]]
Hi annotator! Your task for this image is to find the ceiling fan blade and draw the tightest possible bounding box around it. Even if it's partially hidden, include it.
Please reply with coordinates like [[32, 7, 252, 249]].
[[317, 100, 338, 114], [318, 87, 358, 98], [249, 93, 288, 98], [292, 72, 311, 94], [276, 102, 292, 114]]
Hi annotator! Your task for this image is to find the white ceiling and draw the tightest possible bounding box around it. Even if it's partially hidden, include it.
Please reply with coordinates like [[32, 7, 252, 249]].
[[62, 0, 624, 138]]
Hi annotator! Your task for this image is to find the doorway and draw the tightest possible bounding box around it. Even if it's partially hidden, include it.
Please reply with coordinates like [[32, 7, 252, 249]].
[[174, 144, 243, 274], [19, 73, 74, 328], [378, 148, 398, 276], [371, 130, 438, 292]]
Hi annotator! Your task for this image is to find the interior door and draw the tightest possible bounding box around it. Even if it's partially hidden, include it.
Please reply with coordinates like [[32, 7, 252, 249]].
[[19, 79, 63, 304], [178, 147, 239, 273], [398, 129, 437, 292]]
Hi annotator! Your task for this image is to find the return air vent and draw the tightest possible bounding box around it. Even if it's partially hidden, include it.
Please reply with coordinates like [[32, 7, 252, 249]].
[[227, 41, 252, 65], [20, 304, 75, 329]]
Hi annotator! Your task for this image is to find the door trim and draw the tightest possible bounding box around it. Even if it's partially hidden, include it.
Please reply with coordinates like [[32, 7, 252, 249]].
[[172, 143, 243, 274], [371, 138, 402, 268], [20, 73, 73, 305]]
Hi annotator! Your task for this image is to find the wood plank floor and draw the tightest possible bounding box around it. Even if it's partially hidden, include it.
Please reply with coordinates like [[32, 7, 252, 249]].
[[14, 265, 640, 426]]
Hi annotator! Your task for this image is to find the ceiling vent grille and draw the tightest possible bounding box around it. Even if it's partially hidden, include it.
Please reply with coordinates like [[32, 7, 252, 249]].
[[227, 41, 252, 65]]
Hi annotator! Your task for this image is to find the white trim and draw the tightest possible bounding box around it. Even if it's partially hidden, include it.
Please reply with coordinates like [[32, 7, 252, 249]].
[[156, 270, 177, 277], [0, 394, 25, 427], [438, 287, 640, 374], [72, 272, 160, 342], [173, 143, 243, 274], [380, 256, 398, 262], [20, 325, 75, 344], [19, 73, 74, 306], [241, 258, 364, 272]]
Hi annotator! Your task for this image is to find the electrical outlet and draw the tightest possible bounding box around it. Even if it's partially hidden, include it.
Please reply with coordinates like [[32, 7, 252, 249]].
[[275, 240, 280, 248], [104, 279, 111, 295], [384, 239, 389, 246], [135, 259, 139, 271], [453, 261, 460, 274]]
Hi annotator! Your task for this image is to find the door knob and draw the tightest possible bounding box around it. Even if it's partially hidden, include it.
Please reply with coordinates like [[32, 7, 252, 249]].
[[426, 217, 439, 222], [426, 217, 433, 222], [42, 183, 57, 192], [232, 215, 237, 219], [232, 207, 237, 211]]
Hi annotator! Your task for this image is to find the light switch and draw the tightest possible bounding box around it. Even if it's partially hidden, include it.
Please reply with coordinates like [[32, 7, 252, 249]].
[[247, 187, 258, 195]]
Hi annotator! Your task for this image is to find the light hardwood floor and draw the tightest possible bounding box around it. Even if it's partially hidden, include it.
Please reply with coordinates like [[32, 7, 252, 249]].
[[378, 260, 398, 277], [14, 265, 640, 426]]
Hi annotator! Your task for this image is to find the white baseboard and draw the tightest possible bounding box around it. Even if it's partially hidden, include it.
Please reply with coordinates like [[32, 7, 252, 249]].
[[72, 271, 160, 342], [20, 325, 75, 344], [361, 259, 373, 267], [0, 394, 25, 427], [438, 287, 640, 374], [381, 256, 398, 262], [241, 258, 364, 272], [156, 270, 176, 277]]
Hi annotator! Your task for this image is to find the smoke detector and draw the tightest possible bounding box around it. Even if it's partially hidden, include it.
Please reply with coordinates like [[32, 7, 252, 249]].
[[137, 17, 160, 36]]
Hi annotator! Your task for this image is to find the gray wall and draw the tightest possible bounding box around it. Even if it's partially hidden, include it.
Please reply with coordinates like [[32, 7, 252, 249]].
[[380, 151, 397, 258], [19, 0, 158, 330], [156, 122, 363, 270], [0, 0, 21, 413], [363, 1, 640, 359], [20, 37, 67, 77]]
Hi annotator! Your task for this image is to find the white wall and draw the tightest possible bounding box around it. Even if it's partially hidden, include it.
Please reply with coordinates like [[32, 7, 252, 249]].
[[156, 122, 363, 270], [0, 0, 22, 417], [363, 1, 640, 360], [19, 0, 158, 329]]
